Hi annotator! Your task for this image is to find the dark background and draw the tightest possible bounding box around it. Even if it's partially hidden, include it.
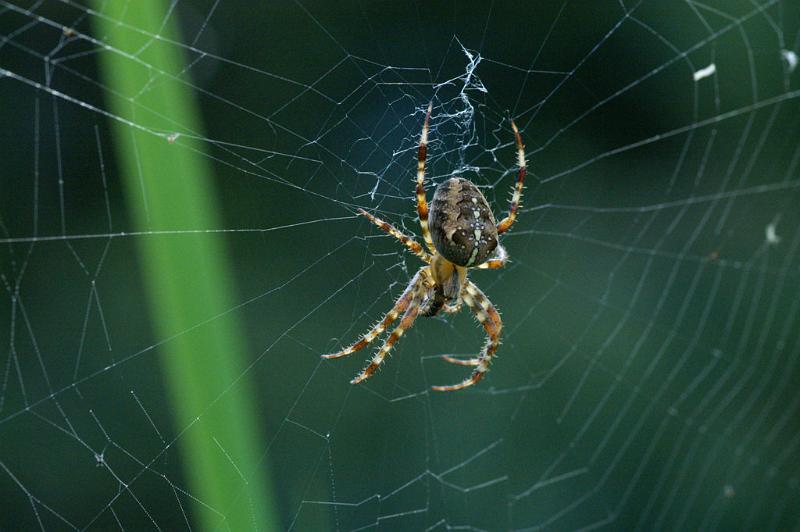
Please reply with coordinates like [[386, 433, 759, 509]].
[[1, 0, 799, 530]]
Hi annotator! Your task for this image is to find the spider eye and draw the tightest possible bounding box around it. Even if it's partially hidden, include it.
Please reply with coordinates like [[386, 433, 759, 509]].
[[429, 178, 498, 267]]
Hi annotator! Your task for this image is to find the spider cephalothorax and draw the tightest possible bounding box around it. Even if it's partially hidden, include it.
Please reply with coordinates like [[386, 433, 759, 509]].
[[323, 103, 526, 391]]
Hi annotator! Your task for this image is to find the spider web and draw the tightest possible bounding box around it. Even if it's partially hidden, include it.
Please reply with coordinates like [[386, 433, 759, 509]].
[[2, 0, 800, 530]]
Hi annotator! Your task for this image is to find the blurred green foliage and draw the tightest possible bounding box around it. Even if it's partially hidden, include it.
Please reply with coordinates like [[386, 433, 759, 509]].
[[94, 2, 278, 530]]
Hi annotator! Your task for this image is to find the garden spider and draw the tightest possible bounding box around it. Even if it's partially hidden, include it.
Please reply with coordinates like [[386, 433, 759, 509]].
[[323, 103, 526, 391]]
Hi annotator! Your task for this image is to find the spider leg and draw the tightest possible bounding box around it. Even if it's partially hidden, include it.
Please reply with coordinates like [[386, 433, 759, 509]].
[[357, 208, 430, 263], [475, 244, 509, 270], [441, 298, 463, 314], [440, 355, 481, 366], [496, 120, 526, 235], [323, 270, 423, 360], [436, 285, 487, 365], [351, 277, 427, 384], [431, 281, 502, 392], [416, 102, 436, 253]]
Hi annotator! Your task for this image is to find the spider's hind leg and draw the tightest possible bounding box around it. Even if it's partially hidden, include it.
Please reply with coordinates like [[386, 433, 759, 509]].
[[475, 244, 509, 270], [357, 209, 430, 263], [416, 102, 436, 253], [496, 120, 526, 235]]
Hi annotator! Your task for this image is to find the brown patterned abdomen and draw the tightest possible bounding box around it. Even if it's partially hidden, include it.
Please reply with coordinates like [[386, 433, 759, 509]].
[[429, 177, 498, 267]]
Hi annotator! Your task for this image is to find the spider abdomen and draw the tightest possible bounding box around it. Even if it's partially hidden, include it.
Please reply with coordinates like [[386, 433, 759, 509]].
[[429, 177, 498, 267]]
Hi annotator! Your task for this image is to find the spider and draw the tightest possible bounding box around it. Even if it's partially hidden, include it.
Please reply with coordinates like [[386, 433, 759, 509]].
[[323, 103, 526, 391]]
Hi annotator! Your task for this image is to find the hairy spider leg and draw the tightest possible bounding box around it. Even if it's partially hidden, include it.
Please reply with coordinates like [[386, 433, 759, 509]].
[[351, 275, 427, 384], [496, 120, 527, 235], [431, 281, 502, 391], [437, 276, 497, 365], [357, 208, 431, 263], [439, 354, 481, 366], [416, 102, 435, 253], [475, 243, 509, 270], [323, 271, 423, 360], [441, 299, 463, 314]]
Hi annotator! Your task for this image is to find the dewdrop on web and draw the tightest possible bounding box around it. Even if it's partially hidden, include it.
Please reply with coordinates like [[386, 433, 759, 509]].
[[781, 49, 798, 72], [693, 63, 716, 81], [766, 216, 782, 245]]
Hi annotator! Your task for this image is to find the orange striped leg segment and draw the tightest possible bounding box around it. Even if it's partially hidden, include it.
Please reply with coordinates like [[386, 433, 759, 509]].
[[438, 279, 489, 366], [440, 355, 480, 366], [351, 278, 426, 384], [323, 270, 423, 360], [476, 244, 508, 270], [357, 209, 431, 263], [416, 102, 435, 252], [496, 120, 526, 235], [431, 281, 502, 392]]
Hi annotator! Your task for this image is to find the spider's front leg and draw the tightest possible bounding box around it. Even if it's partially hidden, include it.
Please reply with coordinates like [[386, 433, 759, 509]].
[[323, 270, 423, 360], [351, 270, 431, 384], [432, 281, 502, 392]]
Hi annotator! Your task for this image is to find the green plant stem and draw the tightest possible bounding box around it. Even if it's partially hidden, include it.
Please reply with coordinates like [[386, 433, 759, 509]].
[[93, 3, 278, 530]]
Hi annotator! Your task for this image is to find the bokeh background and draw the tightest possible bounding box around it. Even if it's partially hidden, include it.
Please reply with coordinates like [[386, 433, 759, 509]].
[[1, 0, 799, 530]]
